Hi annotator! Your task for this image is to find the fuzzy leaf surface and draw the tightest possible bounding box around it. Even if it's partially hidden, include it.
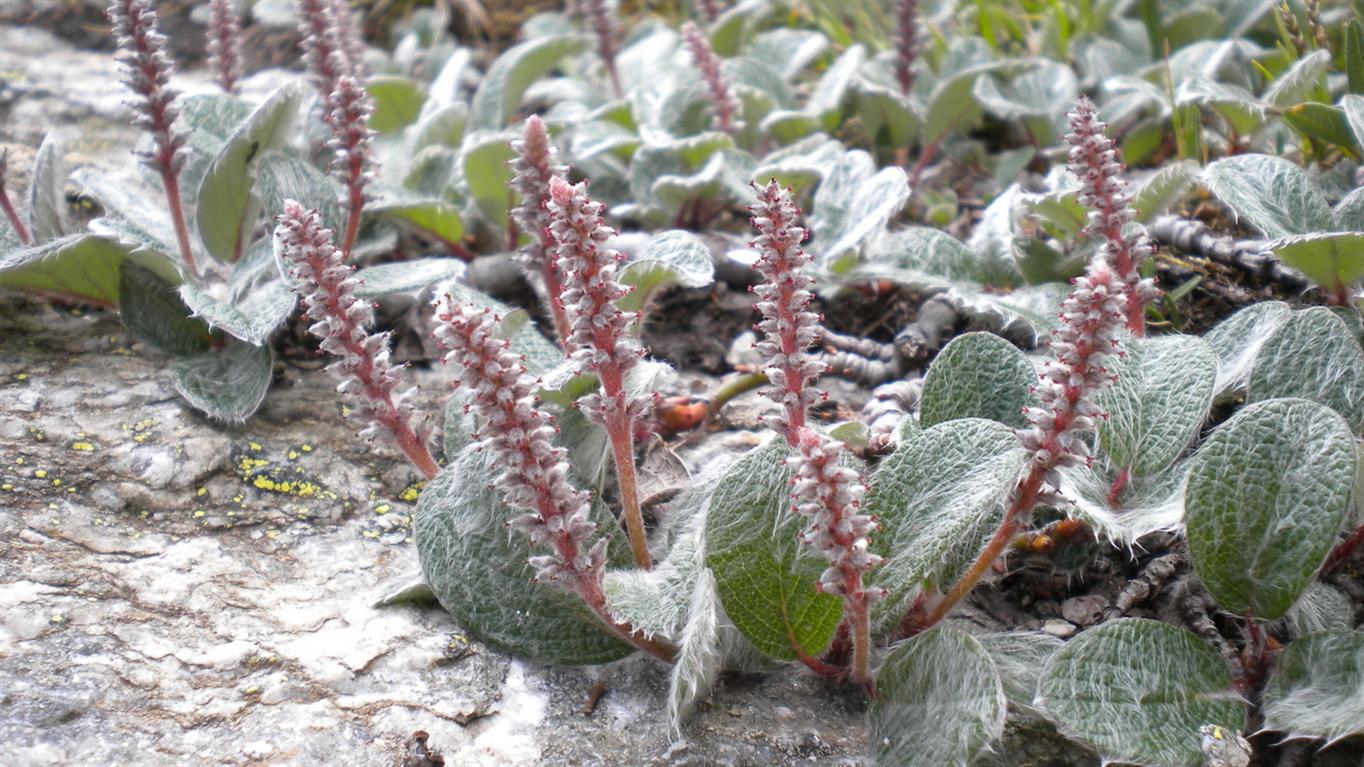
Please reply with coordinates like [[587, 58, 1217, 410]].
[[868, 628, 1006, 766], [461, 130, 517, 227], [920, 332, 1033, 429], [1186, 398, 1355, 620], [1269, 233, 1364, 302], [1248, 307, 1364, 433], [367, 76, 425, 134], [470, 35, 589, 130], [1202, 155, 1333, 238], [809, 150, 909, 267], [1202, 301, 1291, 398], [257, 152, 344, 237], [413, 448, 632, 665], [26, 133, 67, 241], [978, 631, 1064, 716], [170, 338, 273, 422], [368, 197, 464, 244], [179, 280, 295, 346], [195, 83, 302, 264], [0, 234, 167, 307], [1038, 618, 1245, 767], [351, 257, 465, 299], [618, 230, 714, 314], [1284, 582, 1355, 637], [1261, 630, 1364, 744], [1098, 336, 1216, 476], [1060, 461, 1189, 546], [119, 262, 213, 355], [704, 438, 842, 661], [862, 418, 1027, 634]]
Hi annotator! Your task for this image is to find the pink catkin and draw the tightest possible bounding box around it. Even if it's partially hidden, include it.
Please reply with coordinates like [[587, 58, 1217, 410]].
[[681, 22, 740, 134], [1065, 96, 1156, 335], [697, 0, 722, 23], [275, 200, 437, 478], [207, 0, 242, 94], [509, 116, 572, 342], [749, 181, 881, 681], [892, 0, 918, 96], [583, 0, 622, 98]]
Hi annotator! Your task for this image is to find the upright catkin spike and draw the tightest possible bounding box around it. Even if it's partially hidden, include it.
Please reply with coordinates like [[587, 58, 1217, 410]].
[[748, 180, 881, 685], [1065, 96, 1156, 335], [893, 0, 918, 96], [328, 0, 368, 78], [509, 116, 572, 343], [431, 298, 677, 662], [681, 22, 740, 134], [584, 0, 623, 98], [696, 0, 722, 23], [275, 200, 438, 479], [546, 176, 652, 569], [297, 0, 348, 95], [109, 0, 198, 279], [207, 0, 242, 94]]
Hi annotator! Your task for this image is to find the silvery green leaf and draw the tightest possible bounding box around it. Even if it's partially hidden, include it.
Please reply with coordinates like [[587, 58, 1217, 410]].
[[1261, 630, 1364, 745], [868, 628, 1006, 767], [119, 262, 213, 356], [195, 83, 302, 264], [852, 82, 919, 147], [618, 230, 714, 314], [750, 136, 845, 193], [1248, 307, 1364, 432], [809, 150, 908, 266], [966, 184, 1028, 286], [861, 227, 994, 284], [978, 631, 1064, 716], [425, 47, 472, 111], [748, 28, 828, 80], [351, 257, 465, 299], [178, 93, 254, 140], [708, 0, 768, 56], [1341, 94, 1364, 155], [413, 448, 633, 665], [973, 61, 1076, 144], [605, 507, 709, 640], [256, 151, 344, 237], [919, 332, 1033, 429], [1264, 49, 1330, 107], [1059, 461, 1189, 546], [704, 437, 842, 661], [1202, 300, 1291, 398], [758, 111, 819, 144], [1175, 77, 1265, 135], [1098, 336, 1216, 476], [402, 146, 461, 198], [411, 102, 468, 152], [808, 44, 865, 126], [570, 121, 640, 163], [1282, 582, 1354, 637], [26, 133, 67, 241], [171, 337, 273, 422], [1332, 186, 1364, 231], [1039, 619, 1245, 767], [72, 167, 181, 262], [367, 76, 425, 134], [1203, 155, 1333, 238], [0, 234, 169, 307], [179, 280, 294, 345], [368, 195, 464, 245], [1268, 233, 1364, 302], [667, 567, 725, 731], [924, 66, 991, 144], [1131, 160, 1199, 223], [725, 56, 794, 110], [460, 130, 517, 226], [470, 35, 590, 130], [862, 419, 1027, 634], [1186, 398, 1355, 620]]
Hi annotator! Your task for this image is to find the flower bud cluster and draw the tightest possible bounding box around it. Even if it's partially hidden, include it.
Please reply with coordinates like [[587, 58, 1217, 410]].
[[109, 0, 186, 178], [432, 299, 605, 585], [275, 200, 427, 446], [681, 23, 741, 134], [749, 180, 825, 440], [207, 0, 242, 94], [791, 430, 883, 599], [326, 74, 375, 207], [1018, 262, 1127, 497], [893, 0, 918, 96], [698, 0, 722, 23], [510, 116, 567, 273], [584, 0, 622, 96], [297, 0, 373, 207], [546, 176, 644, 424], [1065, 96, 1157, 330], [750, 181, 881, 603]]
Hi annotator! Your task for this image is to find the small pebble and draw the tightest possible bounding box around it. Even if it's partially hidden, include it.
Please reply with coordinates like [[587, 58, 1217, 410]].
[[1041, 619, 1077, 638]]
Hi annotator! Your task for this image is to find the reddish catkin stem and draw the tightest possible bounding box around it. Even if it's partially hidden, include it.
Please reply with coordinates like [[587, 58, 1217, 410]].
[[1323, 523, 1364, 575], [681, 22, 739, 135], [276, 200, 438, 480], [207, 0, 242, 94], [328, 75, 374, 256], [432, 300, 676, 662], [109, 0, 198, 280], [893, 0, 918, 96], [0, 152, 33, 245], [584, 0, 623, 98], [1066, 96, 1156, 336], [547, 177, 652, 569], [905, 262, 1129, 636], [509, 116, 573, 344], [750, 181, 882, 684], [697, 0, 722, 23]]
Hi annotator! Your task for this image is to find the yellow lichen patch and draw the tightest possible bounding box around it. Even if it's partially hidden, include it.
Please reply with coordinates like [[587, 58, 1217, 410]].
[[1, 484, 12, 491], [70, 442, 96, 452], [300, 444, 313, 453], [248, 442, 264, 452], [14, 372, 28, 381], [375, 503, 391, 515], [398, 482, 426, 502], [237, 456, 269, 475], [14, 457, 25, 465], [196, 487, 207, 497], [287, 450, 300, 460], [33, 469, 47, 479], [51, 479, 61, 487], [193, 510, 206, 518], [28, 428, 44, 441]]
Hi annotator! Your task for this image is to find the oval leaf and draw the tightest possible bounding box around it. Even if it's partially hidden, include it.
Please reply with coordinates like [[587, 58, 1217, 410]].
[[119, 262, 213, 355], [920, 332, 1033, 429], [1203, 155, 1333, 238], [1269, 232, 1364, 302], [618, 229, 714, 313], [868, 628, 1006, 766], [1186, 398, 1355, 620], [1248, 307, 1364, 433], [1202, 301, 1292, 398], [26, 132, 67, 241], [1098, 335, 1217, 476], [1039, 618, 1246, 767], [470, 35, 589, 130], [170, 337, 273, 423], [704, 437, 843, 661], [179, 280, 296, 345], [413, 448, 633, 665], [367, 76, 425, 134], [862, 419, 1028, 634]]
